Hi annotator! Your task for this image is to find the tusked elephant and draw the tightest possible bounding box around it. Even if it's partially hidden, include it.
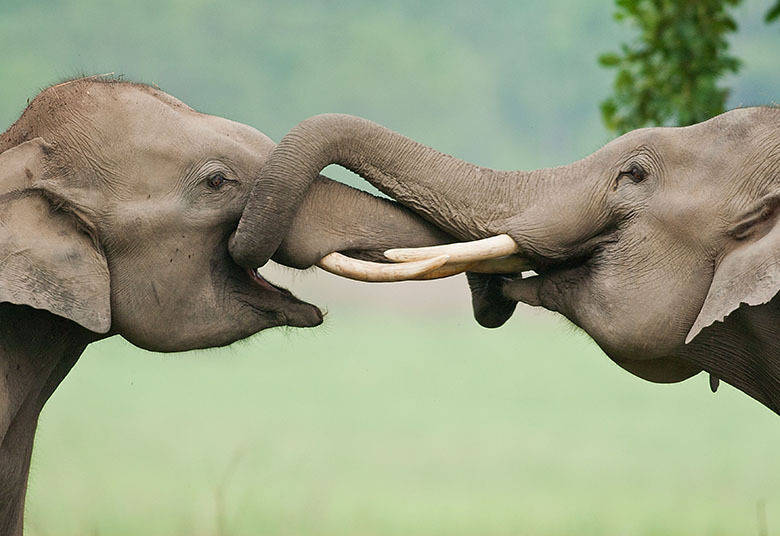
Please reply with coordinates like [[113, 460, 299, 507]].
[[229, 109, 779, 414], [0, 78, 449, 535]]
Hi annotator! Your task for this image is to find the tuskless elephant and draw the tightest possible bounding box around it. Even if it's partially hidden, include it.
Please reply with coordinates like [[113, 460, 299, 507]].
[[0, 78, 450, 535], [229, 109, 779, 415]]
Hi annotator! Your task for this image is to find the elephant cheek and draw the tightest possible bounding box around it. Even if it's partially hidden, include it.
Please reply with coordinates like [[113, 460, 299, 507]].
[[537, 272, 585, 317], [581, 295, 687, 361]]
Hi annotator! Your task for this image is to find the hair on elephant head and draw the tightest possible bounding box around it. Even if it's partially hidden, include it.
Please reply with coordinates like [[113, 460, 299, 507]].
[[230, 109, 779, 414], [0, 77, 450, 535]]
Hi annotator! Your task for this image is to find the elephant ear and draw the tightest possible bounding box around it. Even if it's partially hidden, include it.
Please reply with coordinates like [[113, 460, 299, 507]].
[[686, 193, 779, 343], [0, 138, 111, 333]]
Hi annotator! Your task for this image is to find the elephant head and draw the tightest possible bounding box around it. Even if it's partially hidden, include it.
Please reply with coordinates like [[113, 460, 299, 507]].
[[0, 79, 450, 352], [230, 109, 779, 413]]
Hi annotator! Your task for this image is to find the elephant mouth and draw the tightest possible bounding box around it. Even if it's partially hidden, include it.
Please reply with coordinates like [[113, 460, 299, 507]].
[[244, 267, 324, 328], [247, 267, 284, 292], [529, 251, 593, 277], [495, 233, 619, 308]]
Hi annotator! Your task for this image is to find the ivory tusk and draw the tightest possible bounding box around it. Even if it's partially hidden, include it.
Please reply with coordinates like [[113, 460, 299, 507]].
[[384, 234, 519, 264], [409, 255, 532, 280], [317, 252, 450, 282]]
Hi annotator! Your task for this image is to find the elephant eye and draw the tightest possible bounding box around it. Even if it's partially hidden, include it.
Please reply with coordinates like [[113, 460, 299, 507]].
[[207, 173, 226, 189], [617, 164, 647, 184]]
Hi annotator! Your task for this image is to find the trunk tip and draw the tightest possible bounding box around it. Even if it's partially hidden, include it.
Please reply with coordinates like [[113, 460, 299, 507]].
[[229, 231, 272, 269]]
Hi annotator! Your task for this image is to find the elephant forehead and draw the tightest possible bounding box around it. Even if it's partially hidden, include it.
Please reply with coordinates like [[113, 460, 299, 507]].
[[104, 88, 270, 151], [595, 113, 763, 171], [692, 106, 777, 138], [92, 90, 206, 149], [78, 92, 263, 186], [198, 114, 275, 156]]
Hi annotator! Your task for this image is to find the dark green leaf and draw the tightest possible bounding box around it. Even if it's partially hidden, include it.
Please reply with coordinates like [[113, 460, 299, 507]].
[[766, 1, 780, 22], [598, 53, 622, 67], [598, 0, 743, 133]]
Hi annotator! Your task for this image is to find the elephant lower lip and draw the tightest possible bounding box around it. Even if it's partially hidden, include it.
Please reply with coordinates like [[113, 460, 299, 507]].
[[245, 268, 324, 327]]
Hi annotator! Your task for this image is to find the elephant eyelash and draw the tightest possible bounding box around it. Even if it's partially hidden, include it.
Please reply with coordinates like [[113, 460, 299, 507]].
[[614, 164, 647, 189], [203, 172, 238, 190], [206, 173, 227, 189], [620, 164, 646, 182]]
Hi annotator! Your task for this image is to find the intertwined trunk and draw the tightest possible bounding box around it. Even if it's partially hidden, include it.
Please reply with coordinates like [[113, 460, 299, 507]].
[[230, 114, 527, 269], [271, 175, 453, 269]]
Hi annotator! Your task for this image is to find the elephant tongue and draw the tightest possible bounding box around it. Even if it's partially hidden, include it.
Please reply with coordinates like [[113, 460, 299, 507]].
[[247, 267, 281, 293]]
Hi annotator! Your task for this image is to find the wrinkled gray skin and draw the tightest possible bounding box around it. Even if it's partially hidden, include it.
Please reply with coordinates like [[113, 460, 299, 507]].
[[0, 80, 446, 535], [231, 109, 779, 414]]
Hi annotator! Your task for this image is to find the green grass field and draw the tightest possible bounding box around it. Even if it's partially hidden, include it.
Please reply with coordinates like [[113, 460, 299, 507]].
[[25, 309, 779, 536], [3, 2, 778, 534]]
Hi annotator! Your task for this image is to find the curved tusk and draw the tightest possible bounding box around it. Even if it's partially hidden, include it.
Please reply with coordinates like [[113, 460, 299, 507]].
[[317, 252, 449, 282], [410, 255, 532, 280], [384, 234, 519, 264]]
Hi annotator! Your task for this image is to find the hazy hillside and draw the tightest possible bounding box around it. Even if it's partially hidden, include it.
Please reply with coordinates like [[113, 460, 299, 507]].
[[2, 0, 777, 180]]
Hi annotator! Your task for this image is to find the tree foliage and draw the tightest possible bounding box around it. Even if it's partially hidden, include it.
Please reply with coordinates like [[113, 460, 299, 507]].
[[768, 0, 780, 22], [599, 0, 745, 133]]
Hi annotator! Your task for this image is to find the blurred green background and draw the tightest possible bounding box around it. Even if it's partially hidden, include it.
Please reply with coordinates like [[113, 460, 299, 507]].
[[1, 1, 778, 534]]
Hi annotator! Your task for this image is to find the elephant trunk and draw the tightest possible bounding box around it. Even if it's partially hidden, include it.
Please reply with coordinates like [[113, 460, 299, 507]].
[[230, 114, 522, 269], [271, 175, 454, 269]]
